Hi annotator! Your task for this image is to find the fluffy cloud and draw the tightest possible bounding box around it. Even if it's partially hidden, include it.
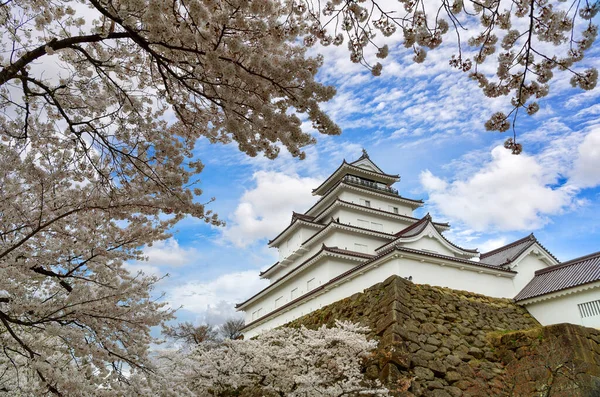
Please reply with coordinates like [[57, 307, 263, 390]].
[[571, 128, 600, 188], [125, 238, 199, 276], [166, 270, 268, 325], [420, 146, 576, 231], [222, 171, 321, 247]]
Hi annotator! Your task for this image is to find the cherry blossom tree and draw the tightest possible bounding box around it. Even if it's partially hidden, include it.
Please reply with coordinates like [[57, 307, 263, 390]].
[[155, 321, 388, 397], [164, 322, 219, 346], [296, 0, 599, 152], [1, 0, 597, 394], [1, 0, 338, 394]]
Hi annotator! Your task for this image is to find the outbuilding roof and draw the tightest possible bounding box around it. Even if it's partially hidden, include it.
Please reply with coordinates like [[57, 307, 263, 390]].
[[514, 251, 600, 302], [480, 234, 558, 266]]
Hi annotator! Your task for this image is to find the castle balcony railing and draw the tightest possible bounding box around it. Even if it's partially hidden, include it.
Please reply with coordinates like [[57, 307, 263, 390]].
[[343, 175, 398, 195]]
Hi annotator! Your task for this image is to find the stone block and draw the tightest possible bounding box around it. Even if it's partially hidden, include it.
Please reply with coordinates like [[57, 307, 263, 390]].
[[430, 389, 452, 397], [380, 363, 401, 384], [445, 371, 462, 383], [427, 360, 447, 377], [421, 322, 438, 334], [427, 380, 445, 390], [414, 366, 435, 381], [422, 344, 438, 353], [467, 347, 483, 359], [444, 386, 463, 397]]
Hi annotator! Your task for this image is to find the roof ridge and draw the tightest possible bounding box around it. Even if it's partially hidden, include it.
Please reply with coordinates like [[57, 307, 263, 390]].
[[534, 250, 600, 275], [480, 234, 535, 258], [394, 213, 430, 237]]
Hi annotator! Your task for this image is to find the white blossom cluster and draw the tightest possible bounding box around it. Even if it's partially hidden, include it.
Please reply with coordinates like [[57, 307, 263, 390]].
[[294, 0, 599, 143], [155, 321, 388, 396]]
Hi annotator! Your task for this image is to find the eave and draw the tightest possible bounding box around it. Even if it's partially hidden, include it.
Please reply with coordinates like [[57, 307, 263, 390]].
[[313, 198, 449, 231], [304, 181, 423, 218], [375, 216, 478, 258], [268, 219, 324, 248], [263, 220, 396, 279]]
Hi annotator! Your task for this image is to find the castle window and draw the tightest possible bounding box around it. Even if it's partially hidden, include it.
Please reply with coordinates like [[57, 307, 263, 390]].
[[371, 222, 383, 232], [291, 288, 298, 300], [275, 296, 283, 308], [307, 278, 315, 291], [357, 219, 370, 228], [360, 199, 371, 208], [354, 243, 368, 253], [389, 206, 399, 214], [578, 300, 600, 318]]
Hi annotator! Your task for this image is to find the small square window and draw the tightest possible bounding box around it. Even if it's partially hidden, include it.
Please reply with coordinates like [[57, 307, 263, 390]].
[[275, 296, 283, 308]]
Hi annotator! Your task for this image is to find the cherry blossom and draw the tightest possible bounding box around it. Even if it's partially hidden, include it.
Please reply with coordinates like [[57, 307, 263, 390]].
[[155, 321, 388, 397]]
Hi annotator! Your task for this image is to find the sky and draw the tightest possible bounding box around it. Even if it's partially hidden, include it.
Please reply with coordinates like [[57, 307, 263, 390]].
[[125, 18, 600, 328]]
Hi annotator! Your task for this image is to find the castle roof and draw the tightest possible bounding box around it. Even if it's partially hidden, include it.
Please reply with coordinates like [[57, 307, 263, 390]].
[[480, 234, 559, 267], [514, 251, 600, 302], [312, 160, 400, 196], [268, 216, 324, 247], [312, 198, 448, 229], [375, 214, 478, 256]]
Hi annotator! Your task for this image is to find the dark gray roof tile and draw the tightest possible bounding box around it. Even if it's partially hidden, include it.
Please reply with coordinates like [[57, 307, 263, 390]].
[[514, 251, 600, 302]]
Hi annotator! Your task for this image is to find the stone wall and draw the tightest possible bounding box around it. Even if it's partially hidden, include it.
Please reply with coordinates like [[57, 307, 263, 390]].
[[489, 324, 600, 396], [286, 275, 600, 397]]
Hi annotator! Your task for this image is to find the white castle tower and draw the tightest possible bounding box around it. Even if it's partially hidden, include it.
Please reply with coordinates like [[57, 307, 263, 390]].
[[236, 152, 600, 337]]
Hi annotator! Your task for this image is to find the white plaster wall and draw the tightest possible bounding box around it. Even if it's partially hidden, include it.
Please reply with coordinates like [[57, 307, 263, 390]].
[[524, 286, 600, 328], [510, 253, 552, 295], [244, 255, 515, 337], [338, 190, 414, 217], [327, 207, 414, 234], [243, 257, 358, 323], [278, 225, 320, 261], [400, 236, 457, 257], [269, 227, 393, 282]]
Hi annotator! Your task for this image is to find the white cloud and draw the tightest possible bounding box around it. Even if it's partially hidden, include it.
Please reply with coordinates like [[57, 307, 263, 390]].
[[166, 270, 268, 325], [477, 237, 510, 253], [222, 171, 321, 247], [420, 146, 576, 231], [125, 238, 199, 276], [571, 128, 600, 188]]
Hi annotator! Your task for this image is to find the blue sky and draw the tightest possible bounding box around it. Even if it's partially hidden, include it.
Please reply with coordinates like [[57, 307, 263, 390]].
[[127, 31, 600, 327]]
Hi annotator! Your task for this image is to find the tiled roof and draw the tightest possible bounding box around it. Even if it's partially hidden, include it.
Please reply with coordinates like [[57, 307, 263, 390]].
[[376, 214, 478, 254], [301, 218, 396, 247], [314, 198, 448, 228], [395, 214, 431, 237], [312, 161, 400, 195], [514, 251, 600, 302], [259, 261, 280, 277], [291, 212, 316, 223], [480, 234, 542, 266], [268, 216, 323, 246]]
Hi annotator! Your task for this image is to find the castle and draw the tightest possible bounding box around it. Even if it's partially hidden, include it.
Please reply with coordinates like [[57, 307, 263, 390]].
[[236, 152, 600, 338]]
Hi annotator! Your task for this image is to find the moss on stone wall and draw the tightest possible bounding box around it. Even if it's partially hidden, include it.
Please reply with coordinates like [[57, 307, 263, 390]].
[[286, 275, 600, 397]]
